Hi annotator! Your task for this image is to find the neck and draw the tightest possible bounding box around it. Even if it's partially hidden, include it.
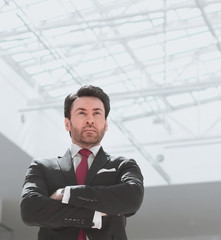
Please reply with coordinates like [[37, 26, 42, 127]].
[[72, 141, 100, 149]]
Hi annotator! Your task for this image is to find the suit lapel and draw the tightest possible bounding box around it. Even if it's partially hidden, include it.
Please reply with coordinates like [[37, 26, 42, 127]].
[[57, 149, 77, 186], [57, 147, 110, 186], [85, 147, 109, 185]]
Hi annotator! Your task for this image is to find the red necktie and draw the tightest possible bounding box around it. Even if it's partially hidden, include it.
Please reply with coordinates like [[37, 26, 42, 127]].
[[76, 149, 91, 240], [76, 149, 91, 185]]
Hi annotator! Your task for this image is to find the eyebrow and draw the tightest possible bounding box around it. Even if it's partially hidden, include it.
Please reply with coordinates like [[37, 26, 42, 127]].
[[75, 108, 86, 112], [75, 107, 103, 112], [93, 108, 103, 112]]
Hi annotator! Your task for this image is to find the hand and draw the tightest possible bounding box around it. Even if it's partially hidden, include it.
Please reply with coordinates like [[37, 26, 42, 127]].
[[50, 188, 64, 201]]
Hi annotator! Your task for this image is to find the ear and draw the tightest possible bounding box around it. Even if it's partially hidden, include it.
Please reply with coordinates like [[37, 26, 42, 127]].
[[105, 120, 108, 131], [64, 118, 71, 131]]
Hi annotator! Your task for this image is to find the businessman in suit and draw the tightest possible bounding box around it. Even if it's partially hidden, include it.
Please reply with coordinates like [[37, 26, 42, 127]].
[[20, 85, 144, 240]]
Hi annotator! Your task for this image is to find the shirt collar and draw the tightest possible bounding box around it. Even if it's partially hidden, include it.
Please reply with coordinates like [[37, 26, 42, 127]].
[[70, 143, 101, 158]]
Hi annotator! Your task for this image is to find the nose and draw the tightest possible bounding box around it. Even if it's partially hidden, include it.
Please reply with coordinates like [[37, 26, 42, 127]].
[[86, 115, 94, 125]]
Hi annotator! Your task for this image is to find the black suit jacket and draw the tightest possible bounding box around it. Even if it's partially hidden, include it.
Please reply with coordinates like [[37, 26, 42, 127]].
[[20, 147, 144, 240]]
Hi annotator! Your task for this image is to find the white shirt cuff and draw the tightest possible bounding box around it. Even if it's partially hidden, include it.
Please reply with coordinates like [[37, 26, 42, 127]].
[[92, 211, 102, 229], [62, 186, 71, 204]]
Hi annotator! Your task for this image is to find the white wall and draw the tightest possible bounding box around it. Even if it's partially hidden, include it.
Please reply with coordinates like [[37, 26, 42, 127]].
[[0, 199, 2, 223], [0, 132, 38, 240], [126, 181, 221, 240]]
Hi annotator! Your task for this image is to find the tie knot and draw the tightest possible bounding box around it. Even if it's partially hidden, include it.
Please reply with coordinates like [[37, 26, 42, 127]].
[[79, 149, 92, 158]]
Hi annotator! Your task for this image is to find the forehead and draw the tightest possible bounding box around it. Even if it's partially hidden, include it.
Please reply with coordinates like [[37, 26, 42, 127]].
[[72, 96, 104, 110]]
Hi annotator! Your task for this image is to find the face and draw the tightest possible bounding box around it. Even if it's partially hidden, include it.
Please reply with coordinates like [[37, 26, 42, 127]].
[[65, 96, 108, 149]]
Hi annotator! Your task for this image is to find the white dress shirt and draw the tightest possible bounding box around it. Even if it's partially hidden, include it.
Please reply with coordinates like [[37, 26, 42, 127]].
[[62, 143, 102, 230]]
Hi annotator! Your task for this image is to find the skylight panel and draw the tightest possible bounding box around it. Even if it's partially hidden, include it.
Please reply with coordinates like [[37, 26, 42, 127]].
[[165, 30, 187, 41], [148, 97, 167, 112], [149, 12, 164, 20], [166, 37, 194, 55], [34, 70, 70, 88], [44, 29, 96, 48], [80, 53, 119, 70], [205, 2, 221, 14], [122, 101, 149, 118], [117, 21, 152, 35], [128, 36, 158, 49], [166, 10, 179, 23], [190, 32, 213, 48], [81, 48, 109, 61], [103, 56, 120, 70], [176, 7, 202, 20], [48, 68, 67, 81], [0, 12, 24, 30], [76, 58, 111, 75], [204, 59, 221, 73], [0, 39, 23, 49], [168, 55, 192, 70], [152, 18, 164, 26], [107, 44, 126, 55], [147, 63, 165, 74], [192, 88, 219, 101], [166, 93, 194, 107], [201, 51, 220, 61], [48, 87, 70, 98], [40, 59, 65, 70], [151, 72, 165, 85], [113, 52, 134, 67], [25, 64, 45, 75], [111, 98, 135, 110], [42, 25, 79, 38], [126, 0, 164, 13], [12, 53, 32, 63], [33, 72, 54, 86], [134, 45, 164, 62], [71, 0, 94, 11], [167, 0, 192, 6], [23, 0, 71, 24], [179, 63, 208, 80]]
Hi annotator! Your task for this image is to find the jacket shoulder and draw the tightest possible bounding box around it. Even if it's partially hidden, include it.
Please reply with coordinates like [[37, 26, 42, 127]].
[[107, 154, 140, 170], [31, 149, 71, 166], [30, 157, 59, 170]]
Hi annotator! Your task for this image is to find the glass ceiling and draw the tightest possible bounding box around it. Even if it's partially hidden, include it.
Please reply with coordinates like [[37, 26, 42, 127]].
[[1, 0, 221, 186]]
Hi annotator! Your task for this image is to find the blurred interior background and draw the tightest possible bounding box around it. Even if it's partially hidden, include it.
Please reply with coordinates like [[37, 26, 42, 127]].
[[0, 0, 221, 239]]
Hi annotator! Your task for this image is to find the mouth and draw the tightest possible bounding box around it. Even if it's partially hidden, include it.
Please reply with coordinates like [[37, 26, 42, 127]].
[[83, 128, 97, 133]]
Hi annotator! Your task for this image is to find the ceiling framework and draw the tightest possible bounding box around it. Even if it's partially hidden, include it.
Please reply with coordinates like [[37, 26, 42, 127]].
[[1, 0, 221, 185]]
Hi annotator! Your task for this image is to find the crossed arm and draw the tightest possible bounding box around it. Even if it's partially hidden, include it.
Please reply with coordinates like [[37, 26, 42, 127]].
[[20, 159, 144, 228]]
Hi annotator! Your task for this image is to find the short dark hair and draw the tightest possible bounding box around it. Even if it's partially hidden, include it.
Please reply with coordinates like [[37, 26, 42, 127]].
[[64, 85, 110, 119]]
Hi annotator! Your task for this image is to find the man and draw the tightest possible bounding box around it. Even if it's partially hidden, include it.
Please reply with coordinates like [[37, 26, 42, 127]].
[[20, 85, 144, 240]]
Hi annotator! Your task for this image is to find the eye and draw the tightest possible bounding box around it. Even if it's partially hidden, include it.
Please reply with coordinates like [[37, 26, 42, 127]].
[[79, 111, 86, 115], [94, 111, 101, 115]]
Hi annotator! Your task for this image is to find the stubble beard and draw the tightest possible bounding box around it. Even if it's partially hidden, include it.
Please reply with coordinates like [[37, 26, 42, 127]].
[[71, 124, 106, 147]]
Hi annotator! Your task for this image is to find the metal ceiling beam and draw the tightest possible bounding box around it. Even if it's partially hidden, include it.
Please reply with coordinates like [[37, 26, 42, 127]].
[[1, 54, 36, 89], [18, 78, 221, 113], [0, 17, 216, 44], [122, 95, 221, 122], [15, 43, 219, 93], [10, 0, 221, 32], [110, 79, 221, 101], [91, 0, 155, 87], [110, 115, 171, 184], [0, 22, 214, 56], [6, 0, 87, 90], [195, 0, 221, 53], [107, 134, 221, 150]]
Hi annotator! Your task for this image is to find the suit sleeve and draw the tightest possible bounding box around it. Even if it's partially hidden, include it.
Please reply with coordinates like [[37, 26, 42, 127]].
[[20, 160, 94, 228], [67, 158, 144, 216]]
